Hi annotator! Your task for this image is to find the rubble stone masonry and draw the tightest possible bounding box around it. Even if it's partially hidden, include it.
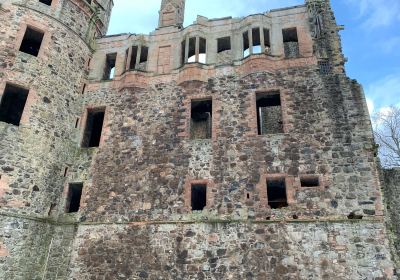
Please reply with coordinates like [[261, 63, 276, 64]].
[[0, 0, 398, 279]]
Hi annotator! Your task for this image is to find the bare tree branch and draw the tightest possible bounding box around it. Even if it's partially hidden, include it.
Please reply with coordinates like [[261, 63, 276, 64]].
[[373, 106, 400, 168]]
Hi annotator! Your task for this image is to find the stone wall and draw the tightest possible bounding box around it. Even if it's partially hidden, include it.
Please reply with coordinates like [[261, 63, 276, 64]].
[[382, 168, 400, 272]]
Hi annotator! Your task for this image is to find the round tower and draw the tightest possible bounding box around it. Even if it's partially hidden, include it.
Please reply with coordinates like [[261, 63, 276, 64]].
[[0, 0, 112, 278]]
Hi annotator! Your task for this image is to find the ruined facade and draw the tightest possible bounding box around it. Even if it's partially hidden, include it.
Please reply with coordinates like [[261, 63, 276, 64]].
[[0, 0, 398, 279]]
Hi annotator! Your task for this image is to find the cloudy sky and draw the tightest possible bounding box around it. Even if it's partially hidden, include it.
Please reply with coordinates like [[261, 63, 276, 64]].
[[107, 0, 400, 114]]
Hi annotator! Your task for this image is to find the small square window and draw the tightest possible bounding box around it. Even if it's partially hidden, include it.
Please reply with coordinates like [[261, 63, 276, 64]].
[[19, 27, 44, 57], [217, 37, 231, 53], [300, 176, 320, 188], [0, 84, 29, 126], [191, 184, 207, 211]]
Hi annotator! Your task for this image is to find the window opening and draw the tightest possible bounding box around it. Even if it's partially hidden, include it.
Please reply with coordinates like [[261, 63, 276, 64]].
[[181, 40, 186, 66], [66, 183, 83, 213], [319, 60, 331, 75], [19, 27, 44, 57], [103, 53, 116, 80], [191, 184, 207, 211], [282, 28, 299, 58], [82, 108, 105, 148], [0, 84, 29, 126], [256, 92, 283, 135], [252, 28, 261, 54], [300, 176, 320, 188], [129, 46, 138, 70], [191, 99, 212, 139], [187, 37, 196, 63], [243, 31, 250, 57], [263, 28, 271, 54], [267, 178, 288, 209], [199, 37, 207, 64], [217, 37, 231, 53], [39, 0, 52, 5]]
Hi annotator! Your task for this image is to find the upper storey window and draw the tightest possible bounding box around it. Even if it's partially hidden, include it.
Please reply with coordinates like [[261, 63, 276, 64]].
[[217, 37, 231, 64], [243, 27, 271, 58], [19, 27, 44, 57], [39, 0, 52, 6], [103, 53, 116, 80], [282, 28, 299, 58], [181, 36, 207, 65], [128, 45, 149, 71]]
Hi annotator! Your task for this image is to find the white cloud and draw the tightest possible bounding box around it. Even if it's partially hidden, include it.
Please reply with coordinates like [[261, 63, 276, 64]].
[[348, 0, 400, 28], [365, 72, 400, 112]]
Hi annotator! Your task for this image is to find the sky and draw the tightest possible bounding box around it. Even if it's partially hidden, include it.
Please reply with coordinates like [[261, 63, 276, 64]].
[[107, 0, 400, 114]]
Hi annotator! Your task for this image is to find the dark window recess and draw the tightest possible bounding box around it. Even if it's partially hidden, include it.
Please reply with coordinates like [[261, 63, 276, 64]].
[[181, 40, 186, 65], [191, 184, 207, 211], [0, 84, 29, 126], [130, 46, 138, 69], [187, 37, 196, 63], [66, 183, 83, 213], [256, 92, 283, 135], [199, 37, 207, 64], [82, 108, 105, 148], [243, 31, 250, 57], [19, 27, 44, 57], [252, 27, 261, 54], [140, 46, 149, 63], [282, 28, 299, 58], [263, 28, 271, 53], [103, 53, 116, 80], [191, 99, 212, 139], [217, 37, 231, 53], [300, 176, 320, 188], [319, 60, 331, 75], [267, 178, 288, 209], [39, 0, 52, 5]]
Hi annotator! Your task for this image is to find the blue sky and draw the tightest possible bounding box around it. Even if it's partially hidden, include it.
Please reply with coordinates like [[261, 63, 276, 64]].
[[107, 0, 400, 113]]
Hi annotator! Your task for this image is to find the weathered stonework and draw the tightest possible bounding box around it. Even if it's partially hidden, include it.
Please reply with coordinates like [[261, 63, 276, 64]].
[[0, 0, 398, 279]]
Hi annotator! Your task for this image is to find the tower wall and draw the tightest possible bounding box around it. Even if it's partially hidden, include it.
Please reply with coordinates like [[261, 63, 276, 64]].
[[0, 0, 112, 278]]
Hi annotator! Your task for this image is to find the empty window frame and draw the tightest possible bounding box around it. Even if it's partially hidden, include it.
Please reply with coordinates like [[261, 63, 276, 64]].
[[81, 108, 105, 148], [252, 28, 261, 54], [256, 92, 283, 135], [187, 37, 196, 63], [39, 0, 52, 5], [263, 28, 271, 53], [300, 176, 320, 188], [103, 53, 116, 80], [66, 183, 83, 213], [217, 37, 231, 53], [0, 84, 29, 126], [191, 184, 207, 211], [267, 177, 288, 209], [129, 46, 138, 70], [199, 38, 207, 64], [19, 27, 44, 57], [282, 28, 299, 58], [190, 99, 212, 139], [243, 31, 250, 57]]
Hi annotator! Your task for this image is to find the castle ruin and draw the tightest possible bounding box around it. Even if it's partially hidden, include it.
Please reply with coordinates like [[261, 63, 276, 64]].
[[0, 0, 399, 279]]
